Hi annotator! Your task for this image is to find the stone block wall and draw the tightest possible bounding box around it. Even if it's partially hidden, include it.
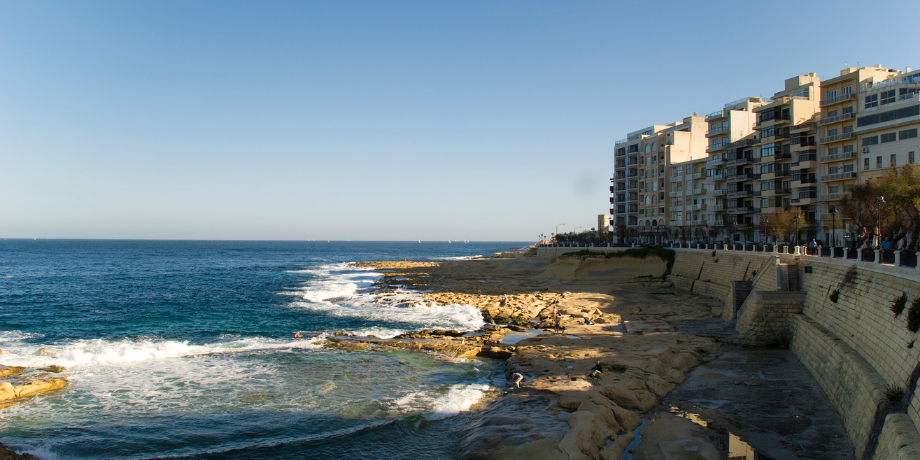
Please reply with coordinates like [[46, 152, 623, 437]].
[[668, 249, 774, 303], [790, 314, 888, 458], [734, 291, 805, 346]]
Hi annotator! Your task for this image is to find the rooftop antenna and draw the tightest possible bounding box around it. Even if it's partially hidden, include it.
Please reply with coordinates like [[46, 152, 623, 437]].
[[845, 61, 850, 69]]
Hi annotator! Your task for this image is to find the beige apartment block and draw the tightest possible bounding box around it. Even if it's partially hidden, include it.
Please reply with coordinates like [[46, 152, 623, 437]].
[[702, 97, 765, 241], [855, 68, 920, 183], [666, 157, 707, 240], [610, 116, 707, 244], [816, 65, 899, 245], [754, 74, 821, 241]]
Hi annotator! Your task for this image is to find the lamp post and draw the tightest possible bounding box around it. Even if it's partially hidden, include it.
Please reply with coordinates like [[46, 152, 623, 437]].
[[830, 206, 838, 248], [556, 223, 565, 237], [875, 196, 885, 248], [793, 214, 800, 247], [761, 216, 769, 245]]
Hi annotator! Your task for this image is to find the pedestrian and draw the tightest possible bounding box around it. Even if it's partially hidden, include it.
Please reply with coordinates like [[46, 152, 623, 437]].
[[511, 373, 524, 388], [589, 361, 603, 378]]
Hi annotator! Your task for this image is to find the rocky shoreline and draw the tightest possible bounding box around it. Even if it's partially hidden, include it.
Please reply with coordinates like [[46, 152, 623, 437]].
[[349, 254, 728, 459]]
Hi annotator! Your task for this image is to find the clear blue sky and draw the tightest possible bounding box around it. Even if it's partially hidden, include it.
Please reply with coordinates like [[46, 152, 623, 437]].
[[2, 1, 918, 241]]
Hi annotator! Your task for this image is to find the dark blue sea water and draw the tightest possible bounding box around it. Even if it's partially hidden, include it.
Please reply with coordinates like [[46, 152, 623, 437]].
[[0, 240, 527, 460]]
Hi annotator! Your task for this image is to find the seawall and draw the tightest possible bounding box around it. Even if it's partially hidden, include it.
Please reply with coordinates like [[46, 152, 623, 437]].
[[666, 247, 920, 459]]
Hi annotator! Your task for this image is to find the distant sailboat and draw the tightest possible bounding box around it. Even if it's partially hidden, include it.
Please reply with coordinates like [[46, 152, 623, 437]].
[[418, 240, 421, 243], [448, 240, 451, 243]]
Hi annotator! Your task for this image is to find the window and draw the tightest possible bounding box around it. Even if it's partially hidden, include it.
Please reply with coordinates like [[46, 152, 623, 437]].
[[760, 144, 775, 157], [827, 89, 837, 101], [827, 128, 838, 137], [844, 85, 852, 97], [910, 152, 915, 164], [863, 136, 879, 146], [761, 126, 774, 138], [864, 158, 870, 169], [761, 198, 769, 208], [900, 128, 918, 140], [865, 94, 878, 109], [858, 105, 920, 127], [901, 88, 919, 97], [880, 90, 896, 105], [827, 147, 839, 156], [721, 121, 729, 129], [843, 144, 855, 153], [828, 109, 838, 118], [828, 165, 840, 174], [844, 164, 854, 172], [843, 125, 853, 134], [881, 133, 897, 143], [709, 123, 718, 131], [891, 154, 897, 167], [829, 185, 839, 194], [877, 156, 882, 168], [843, 105, 853, 115], [645, 144, 651, 153]]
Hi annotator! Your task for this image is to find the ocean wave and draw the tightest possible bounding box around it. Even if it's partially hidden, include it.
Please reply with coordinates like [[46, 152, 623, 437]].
[[0, 336, 325, 368], [424, 383, 494, 420]]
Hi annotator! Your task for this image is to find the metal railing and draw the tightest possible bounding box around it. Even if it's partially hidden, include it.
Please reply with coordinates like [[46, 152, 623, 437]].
[[818, 112, 854, 125], [819, 151, 855, 162], [820, 93, 856, 106], [820, 171, 858, 181]]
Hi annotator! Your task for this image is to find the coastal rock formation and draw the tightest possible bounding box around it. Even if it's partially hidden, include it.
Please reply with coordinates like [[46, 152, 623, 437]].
[[0, 442, 40, 460], [0, 364, 69, 411]]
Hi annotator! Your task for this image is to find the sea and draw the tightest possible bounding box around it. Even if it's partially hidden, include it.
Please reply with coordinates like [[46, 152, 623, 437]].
[[0, 240, 529, 460]]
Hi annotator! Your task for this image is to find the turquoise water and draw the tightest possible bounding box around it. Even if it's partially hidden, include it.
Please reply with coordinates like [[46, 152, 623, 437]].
[[0, 240, 523, 459]]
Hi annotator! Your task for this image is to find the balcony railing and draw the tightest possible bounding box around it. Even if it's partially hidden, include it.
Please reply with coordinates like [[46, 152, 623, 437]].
[[792, 122, 816, 131], [692, 188, 704, 195], [668, 191, 681, 197], [708, 157, 725, 165], [818, 112, 854, 125], [668, 176, 682, 182], [820, 93, 856, 106], [819, 151, 855, 162], [797, 152, 817, 162], [820, 171, 857, 181], [823, 193, 842, 201], [692, 172, 703, 179], [692, 204, 705, 211], [615, 138, 629, 145], [706, 110, 726, 120], [712, 173, 725, 180], [707, 126, 729, 136], [713, 189, 726, 196], [727, 206, 755, 214], [706, 142, 728, 153], [727, 190, 751, 198]]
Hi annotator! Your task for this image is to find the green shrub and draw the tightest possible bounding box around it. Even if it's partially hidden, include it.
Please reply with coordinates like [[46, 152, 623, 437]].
[[891, 293, 908, 317], [908, 297, 920, 333], [885, 385, 904, 402]]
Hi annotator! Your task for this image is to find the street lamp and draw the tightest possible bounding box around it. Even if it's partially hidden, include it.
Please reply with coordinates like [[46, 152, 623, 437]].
[[875, 196, 885, 248], [556, 223, 565, 236], [761, 216, 769, 245], [793, 214, 800, 246], [830, 206, 838, 248]]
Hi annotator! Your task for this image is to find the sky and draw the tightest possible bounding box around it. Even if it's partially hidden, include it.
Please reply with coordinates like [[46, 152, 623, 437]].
[[1, 1, 918, 241]]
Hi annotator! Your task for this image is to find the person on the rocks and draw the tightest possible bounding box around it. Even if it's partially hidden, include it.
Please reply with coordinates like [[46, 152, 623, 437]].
[[554, 316, 563, 334], [589, 361, 603, 378], [583, 316, 592, 325], [293, 331, 303, 338], [500, 294, 508, 306], [511, 373, 524, 388]]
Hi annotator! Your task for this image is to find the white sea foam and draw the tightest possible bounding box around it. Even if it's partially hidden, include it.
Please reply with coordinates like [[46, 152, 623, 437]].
[[425, 383, 494, 420], [286, 263, 485, 332], [0, 336, 324, 369]]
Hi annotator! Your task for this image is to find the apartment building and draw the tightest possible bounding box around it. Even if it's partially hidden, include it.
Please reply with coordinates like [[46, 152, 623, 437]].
[[816, 65, 899, 244], [667, 157, 707, 239], [702, 97, 765, 239], [754, 74, 821, 240], [855, 68, 920, 182], [610, 116, 708, 243]]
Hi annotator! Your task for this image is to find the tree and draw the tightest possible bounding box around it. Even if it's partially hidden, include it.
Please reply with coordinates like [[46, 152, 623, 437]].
[[616, 225, 628, 243], [762, 209, 802, 243], [841, 165, 920, 248]]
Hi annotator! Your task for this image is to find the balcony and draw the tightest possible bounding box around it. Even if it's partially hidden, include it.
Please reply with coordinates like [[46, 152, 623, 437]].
[[823, 192, 842, 201], [776, 187, 792, 195], [668, 191, 681, 197], [692, 188, 704, 195], [819, 151, 855, 162], [727, 206, 755, 214], [708, 157, 725, 165], [712, 189, 726, 196], [820, 93, 856, 106], [792, 122, 816, 132], [728, 156, 755, 167], [668, 176, 682, 183], [727, 190, 751, 198], [706, 142, 728, 153], [627, 195, 638, 202], [819, 132, 855, 144], [727, 139, 757, 149], [692, 172, 703, 179], [691, 219, 703, 226], [706, 110, 726, 121], [714, 205, 724, 211], [692, 204, 706, 211], [706, 126, 729, 137], [818, 112, 854, 125], [615, 138, 629, 145], [711, 173, 726, 180], [727, 172, 756, 182], [820, 171, 858, 182]]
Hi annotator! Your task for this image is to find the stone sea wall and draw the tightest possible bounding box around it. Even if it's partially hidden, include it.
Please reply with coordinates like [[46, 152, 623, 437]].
[[666, 248, 920, 459]]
